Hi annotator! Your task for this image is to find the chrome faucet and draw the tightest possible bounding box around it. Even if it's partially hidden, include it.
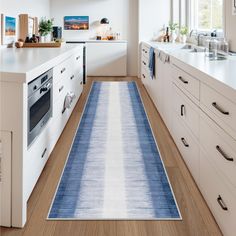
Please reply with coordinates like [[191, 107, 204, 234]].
[[197, 33, 207, 46]]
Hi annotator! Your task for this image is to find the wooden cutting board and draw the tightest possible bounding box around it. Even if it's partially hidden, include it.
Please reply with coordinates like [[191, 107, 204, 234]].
[[23, 42, 63, 48]]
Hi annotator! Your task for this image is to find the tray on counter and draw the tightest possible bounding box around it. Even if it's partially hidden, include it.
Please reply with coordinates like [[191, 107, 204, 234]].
[[23, 42, 63, 48]]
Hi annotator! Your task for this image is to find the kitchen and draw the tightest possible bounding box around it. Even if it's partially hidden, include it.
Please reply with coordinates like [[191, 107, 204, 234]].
[[0, 0, 236, 236]]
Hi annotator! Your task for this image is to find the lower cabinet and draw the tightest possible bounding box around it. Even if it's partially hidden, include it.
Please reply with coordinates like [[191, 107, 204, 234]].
[[172, 115, 200, 184], [86, 42, 127, 76], [200, 149, 236, 236], [0, 131, 12, 227], [140, 42, 236, 236]]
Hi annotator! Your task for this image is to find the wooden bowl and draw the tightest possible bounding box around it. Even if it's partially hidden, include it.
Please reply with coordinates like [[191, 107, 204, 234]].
[[15, 41, 24, 48]]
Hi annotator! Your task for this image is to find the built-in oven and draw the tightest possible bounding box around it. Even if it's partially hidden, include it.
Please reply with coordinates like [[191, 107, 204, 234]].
[[28, 69, 53, 146]]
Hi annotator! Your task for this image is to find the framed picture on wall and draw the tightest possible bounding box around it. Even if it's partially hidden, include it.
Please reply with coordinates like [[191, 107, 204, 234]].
[[64, 16, 89, 30], [1, 14, 17, 45]]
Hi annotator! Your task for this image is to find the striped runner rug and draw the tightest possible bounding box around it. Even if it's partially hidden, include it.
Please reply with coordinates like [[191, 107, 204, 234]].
[[48, 81, 181, 220]]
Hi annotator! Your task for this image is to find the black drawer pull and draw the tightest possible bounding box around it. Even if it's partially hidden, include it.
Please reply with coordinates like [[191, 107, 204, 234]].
[[143, 61, 147, 66], [61, 68, 66, 74], [216, 145, 234, 162], [181, 137, 189, 147], [41, 148, 47, 158], [70, 75, 75, 80], [217, 195, 228, 211], [181, 104, 185, 116], [178, 76, 188, 84], [142, 74, 146, 78], [76, 56, 80, 60], [212, 102, 229, 115], [80, 81, 83, 85], [59, 86, 64, 92]]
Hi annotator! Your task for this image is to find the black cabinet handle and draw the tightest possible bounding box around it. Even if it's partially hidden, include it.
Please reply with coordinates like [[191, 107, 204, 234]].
[[181, 105, 185, 116], [212, 102, 229, 115], [59, 86, 64, 92], [70, 75, 75, 80], [80, 81, 83, 85], [178, 76, 188, 84], [142, 74, 146, 78], [216, 145, 234, 162], [41, 148, 47, 158], [217, 195, 228, 211], [76, 56, 80, 60], [61, 68, 66, 74], [143, 61, 147, 66], [181, 137, 189, 147]]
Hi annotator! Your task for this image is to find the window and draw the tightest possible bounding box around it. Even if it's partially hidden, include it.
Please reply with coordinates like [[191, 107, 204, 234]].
[[190, 0, 223, 31]]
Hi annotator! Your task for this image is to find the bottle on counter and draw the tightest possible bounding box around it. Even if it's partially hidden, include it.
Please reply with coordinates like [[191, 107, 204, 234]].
[[163, 27, 170, 43]]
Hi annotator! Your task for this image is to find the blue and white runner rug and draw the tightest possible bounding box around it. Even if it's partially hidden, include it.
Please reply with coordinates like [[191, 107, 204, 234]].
[[48, 82, 181, 220]]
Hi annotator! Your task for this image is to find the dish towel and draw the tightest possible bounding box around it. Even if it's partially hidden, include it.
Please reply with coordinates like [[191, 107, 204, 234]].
[[149, 47, 155, 79]]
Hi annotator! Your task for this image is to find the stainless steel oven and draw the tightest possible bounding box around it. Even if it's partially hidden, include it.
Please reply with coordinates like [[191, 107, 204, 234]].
[[28, 69, 53, 146]]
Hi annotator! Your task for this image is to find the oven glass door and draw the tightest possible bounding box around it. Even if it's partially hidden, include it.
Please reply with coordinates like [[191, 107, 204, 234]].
[[29, 90, 51, 132], [28, 79, 52, 146]]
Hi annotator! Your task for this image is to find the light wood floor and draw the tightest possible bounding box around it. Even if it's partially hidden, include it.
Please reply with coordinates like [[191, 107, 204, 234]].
[[1, 77, 222, 236]]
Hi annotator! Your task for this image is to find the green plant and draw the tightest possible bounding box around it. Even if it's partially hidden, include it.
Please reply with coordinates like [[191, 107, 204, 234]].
[[39, 18, 54, 36], [169, 22, 179, 31], [180, 26, 188, 35]]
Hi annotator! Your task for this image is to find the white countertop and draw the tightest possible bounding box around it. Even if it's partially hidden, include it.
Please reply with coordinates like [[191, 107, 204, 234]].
[[143, 41, 236, 99], [0, 44, 81, 83], [66, 39, 127, 43]]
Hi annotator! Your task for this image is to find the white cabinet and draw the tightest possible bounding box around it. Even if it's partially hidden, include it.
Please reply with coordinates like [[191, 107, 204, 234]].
[[86, 42, 127, 76], [0, 132, 12, 227], [0, 46, 84, 228], [200, 149, 236, 236]]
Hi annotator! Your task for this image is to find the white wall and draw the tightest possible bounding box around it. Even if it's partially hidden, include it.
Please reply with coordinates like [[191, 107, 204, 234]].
[[0, 0, 51, 43], [139, 0, 171, 42], [1, 0, 50, 19], [225, 0, 236, 52], [50, 0, 139, 76]]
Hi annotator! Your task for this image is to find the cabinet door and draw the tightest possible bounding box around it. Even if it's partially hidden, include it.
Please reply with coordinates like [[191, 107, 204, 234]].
[[0, 131, 12, 227], [86, 42, 127, 76]]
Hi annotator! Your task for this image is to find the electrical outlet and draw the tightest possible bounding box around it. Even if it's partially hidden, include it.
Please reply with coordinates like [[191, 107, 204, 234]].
[[233, 0, 236, 15]]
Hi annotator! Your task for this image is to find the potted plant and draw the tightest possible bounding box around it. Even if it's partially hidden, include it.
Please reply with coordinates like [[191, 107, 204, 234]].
[[180, 26, 188, 43], [39, 18, 54, 43], [169, 22, 179, 43]]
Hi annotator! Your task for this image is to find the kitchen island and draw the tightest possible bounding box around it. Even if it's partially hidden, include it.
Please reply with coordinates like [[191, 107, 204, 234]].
[[0, 44, 84, 228]]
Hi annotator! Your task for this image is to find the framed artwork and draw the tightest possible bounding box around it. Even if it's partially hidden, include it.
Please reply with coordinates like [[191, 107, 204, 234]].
[[64, 16, 89, 30], [1, 14, 17, 45]]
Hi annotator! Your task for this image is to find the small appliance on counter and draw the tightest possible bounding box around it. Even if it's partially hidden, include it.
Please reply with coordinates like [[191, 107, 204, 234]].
[[53, 26, 62, 40]]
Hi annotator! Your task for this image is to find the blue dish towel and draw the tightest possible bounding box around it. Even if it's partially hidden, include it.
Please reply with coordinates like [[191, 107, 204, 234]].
[[149, 47, 155, 79]]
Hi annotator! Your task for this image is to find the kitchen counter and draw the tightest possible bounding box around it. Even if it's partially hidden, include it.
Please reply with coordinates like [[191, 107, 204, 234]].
[[142, 41, 236, 102], [66, 39, 127, 43], [0, 44, 80, 83]]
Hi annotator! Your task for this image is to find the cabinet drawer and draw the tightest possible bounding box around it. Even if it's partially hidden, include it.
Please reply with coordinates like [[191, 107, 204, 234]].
[[172, 115, 199, 184], [72, 52, 83, 75], [25, 120, 54, 200], [173, 84, 200, 139], [141, 55, 149, 69], [200, 149, 236, 236], [171, 65, 200, 100], [141, 44, 150, 59], [53, 57, 71, 85], [200, 111, 236, 189], [201, 83, 236, 139]]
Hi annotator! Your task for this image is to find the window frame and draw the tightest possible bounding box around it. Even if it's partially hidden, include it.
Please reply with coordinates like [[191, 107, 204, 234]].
[[187, 0, 224, 36]]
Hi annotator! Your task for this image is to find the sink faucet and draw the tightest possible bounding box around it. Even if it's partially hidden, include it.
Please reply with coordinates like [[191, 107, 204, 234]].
[[189, 29, 198, 38], [197, 33, 207, 46]]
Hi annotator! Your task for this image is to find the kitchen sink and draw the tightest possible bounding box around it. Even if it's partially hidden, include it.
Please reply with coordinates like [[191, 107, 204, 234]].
[[181, 44, 206, 53]]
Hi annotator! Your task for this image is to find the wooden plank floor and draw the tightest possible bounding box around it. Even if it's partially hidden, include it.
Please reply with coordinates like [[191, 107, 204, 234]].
[[1, 77, 222, 236]]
